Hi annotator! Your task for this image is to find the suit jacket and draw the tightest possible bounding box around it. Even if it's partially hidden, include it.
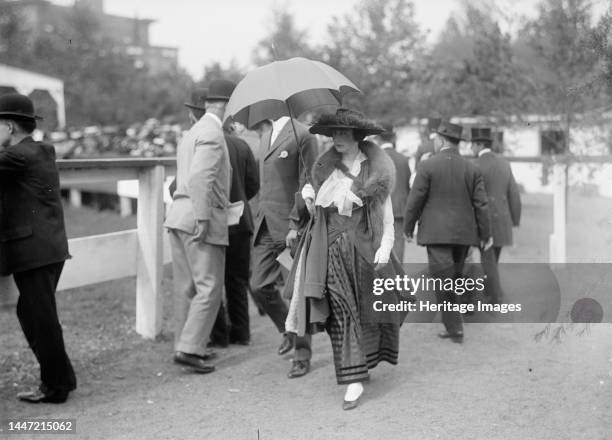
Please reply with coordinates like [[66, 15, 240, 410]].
[[384, 147, 411, 219], [403, 148, 490, 246], [476, 151, 521, 246], [225, 134, 259, 236], [164, 113, 231, 246], [254, 120, 318, 242], [0, 137, 70, 275]]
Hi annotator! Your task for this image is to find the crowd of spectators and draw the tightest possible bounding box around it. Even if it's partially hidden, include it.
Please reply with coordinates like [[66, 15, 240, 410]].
[[41, 118, 184, 159]]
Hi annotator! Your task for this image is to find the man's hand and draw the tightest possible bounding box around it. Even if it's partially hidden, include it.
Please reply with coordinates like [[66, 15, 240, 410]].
[[285, 229, 299, 248], [404, 233, 413, 243], [481, 236, 493, 251], [305, 197, 315, 217], [195, 220, 209, 242]]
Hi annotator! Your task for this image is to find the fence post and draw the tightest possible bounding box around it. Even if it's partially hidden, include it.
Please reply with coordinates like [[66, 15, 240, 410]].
[[69, 188, 82, 208], [549, 162, 567, 263], [135, 165, 165, 339], [119, 197, 133, 217]]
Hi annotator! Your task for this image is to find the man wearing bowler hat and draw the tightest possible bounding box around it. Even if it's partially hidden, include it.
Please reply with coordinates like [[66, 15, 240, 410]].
[[165, 79, 235, 373], [403, 120, 491, 342], [470, 127, 521, 303], [0, 93, 76, 403]]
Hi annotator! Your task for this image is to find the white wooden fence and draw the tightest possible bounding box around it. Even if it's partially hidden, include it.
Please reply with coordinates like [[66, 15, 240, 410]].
[[0, 158, 175, 339], [0, 155, 610, 339]]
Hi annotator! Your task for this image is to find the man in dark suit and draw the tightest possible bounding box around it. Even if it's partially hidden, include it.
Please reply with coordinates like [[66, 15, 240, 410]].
[[373, 123, 411, 261], [0, 93, 76, 403], [470, 127, 521, 303], [210, 123, 260, 346], [404, 120, 491, 343], [250, 116, 318, 378]]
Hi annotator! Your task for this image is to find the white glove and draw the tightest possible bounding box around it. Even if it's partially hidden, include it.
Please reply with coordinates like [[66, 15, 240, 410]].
[[373, 245, 391, 265]]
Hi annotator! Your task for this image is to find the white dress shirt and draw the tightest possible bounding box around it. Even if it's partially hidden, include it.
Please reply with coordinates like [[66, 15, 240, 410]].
[[270, 116, 290, 146]]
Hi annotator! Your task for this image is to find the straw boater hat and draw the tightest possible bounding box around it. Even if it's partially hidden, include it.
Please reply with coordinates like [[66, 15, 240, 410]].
[[309, 108, 384, 138]]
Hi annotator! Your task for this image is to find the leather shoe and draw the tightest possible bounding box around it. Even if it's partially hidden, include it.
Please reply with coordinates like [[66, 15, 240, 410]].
[[438, 331, 464, 343], [342, 397, 360, 410], [287, 360, 310, 378], [173, 351, 215, 374], [197, 349, 217, 361], [17, 389, 69, 404], [277, 334, 294, 355]]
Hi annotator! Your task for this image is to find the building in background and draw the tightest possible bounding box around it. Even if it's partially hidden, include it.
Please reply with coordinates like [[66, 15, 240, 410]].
[[1, 0, 178, 74]]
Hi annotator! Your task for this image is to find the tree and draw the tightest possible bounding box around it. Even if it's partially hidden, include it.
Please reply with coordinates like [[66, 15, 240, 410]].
[[321, 0, 426, 123], [422, 5, 530, 118], [252, 8, 318, 65], [200, 60, 245, 85], [520, 0, 603, 116]]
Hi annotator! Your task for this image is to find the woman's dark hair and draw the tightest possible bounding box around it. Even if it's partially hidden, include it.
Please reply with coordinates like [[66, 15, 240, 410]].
[[352, 130, 367, 142], [10, 117, 36, 134]]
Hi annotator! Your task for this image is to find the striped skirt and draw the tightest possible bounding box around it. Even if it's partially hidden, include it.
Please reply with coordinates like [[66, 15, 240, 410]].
[[326, 233, 400, 385]]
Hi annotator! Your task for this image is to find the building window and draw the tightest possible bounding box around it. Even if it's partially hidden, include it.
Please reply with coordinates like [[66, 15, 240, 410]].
[[126, 46, 144, 56], [162, 49, 176, 58]]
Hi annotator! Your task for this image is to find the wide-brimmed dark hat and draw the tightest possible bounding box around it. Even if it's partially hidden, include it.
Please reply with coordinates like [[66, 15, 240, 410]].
[[309, 108, 384, 137], [470, 127, 493, 143], [433, 120, 464, 142], [0, 93, 42, 121], [206, 79, 236, 101], [185, 88, 208, 111]]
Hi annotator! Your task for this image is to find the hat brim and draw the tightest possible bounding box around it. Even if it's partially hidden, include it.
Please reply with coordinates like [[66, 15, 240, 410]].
[[0, 111, 43, 121], [184, 103, 207, 111], [433, 130, 463, 142], [205, 95, 231, 101], [309, 123, 384, 138]]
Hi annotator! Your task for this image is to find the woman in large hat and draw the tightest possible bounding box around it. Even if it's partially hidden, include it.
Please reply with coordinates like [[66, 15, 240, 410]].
[[284, 108, 407, 410]]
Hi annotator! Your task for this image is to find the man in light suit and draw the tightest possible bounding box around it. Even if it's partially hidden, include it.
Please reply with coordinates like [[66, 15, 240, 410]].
[[164, 79, 235, 374], [470, 127, 521, 303], [404, 120, 491, 343], [250, 116, 318, 378]]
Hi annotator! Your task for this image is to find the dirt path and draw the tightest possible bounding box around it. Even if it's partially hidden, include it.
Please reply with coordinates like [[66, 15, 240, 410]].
[[3, 317, 611, 440]]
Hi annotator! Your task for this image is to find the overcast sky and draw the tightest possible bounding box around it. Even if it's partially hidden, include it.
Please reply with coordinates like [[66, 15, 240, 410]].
[[51, 0, 606, 78]]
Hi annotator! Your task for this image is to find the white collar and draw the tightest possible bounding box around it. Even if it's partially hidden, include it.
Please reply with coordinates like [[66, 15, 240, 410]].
[[270, 116, 290, 145], [205, 112, 223, 128], [380, 142, 394, 150], [272, 116, 290, 134], [478, 148, 492, 157], [440, 146, 453, 152]]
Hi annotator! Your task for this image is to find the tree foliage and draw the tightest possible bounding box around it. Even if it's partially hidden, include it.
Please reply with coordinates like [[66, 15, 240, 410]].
[[321, 0, 426, 123]]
